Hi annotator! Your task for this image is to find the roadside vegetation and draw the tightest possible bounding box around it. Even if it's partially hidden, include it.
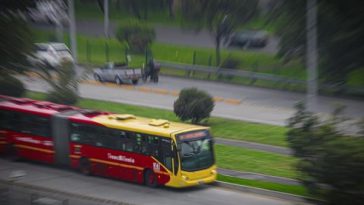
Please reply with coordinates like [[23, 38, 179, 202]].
[[217, 175, 309, 197], [216, 144, 297, 179], [287, 103, 364, 204]]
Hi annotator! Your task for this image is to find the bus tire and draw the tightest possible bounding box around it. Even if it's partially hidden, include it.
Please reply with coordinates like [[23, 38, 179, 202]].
[[5, 144, 20, 161], [79, 158, 91, 175], [144, 169, 158, 187]]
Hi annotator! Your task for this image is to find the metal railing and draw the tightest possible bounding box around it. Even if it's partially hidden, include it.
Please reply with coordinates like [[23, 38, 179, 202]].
[[159, 61, 305, 84], [158, 61, 364, 95]]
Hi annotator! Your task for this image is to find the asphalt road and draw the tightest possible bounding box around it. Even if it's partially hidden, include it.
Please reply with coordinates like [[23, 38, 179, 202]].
[[0, 159, 299, 205], [22, 74, 364, 127]]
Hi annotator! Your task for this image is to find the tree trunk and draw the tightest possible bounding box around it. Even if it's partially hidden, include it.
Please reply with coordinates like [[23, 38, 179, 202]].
[[215, 36, 221, 66], [168, 0, 175, 18], [131, 2, 141, 19]]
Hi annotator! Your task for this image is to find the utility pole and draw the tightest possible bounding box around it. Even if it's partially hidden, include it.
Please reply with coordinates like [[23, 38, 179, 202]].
[[54, 0, 65, 42], [306, 0, 318, 112], [104, 0, 109, 38], [68, 0, 77, 63]]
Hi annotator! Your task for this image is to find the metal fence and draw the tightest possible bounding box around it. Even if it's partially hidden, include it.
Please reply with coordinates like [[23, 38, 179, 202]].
[[158, 61, 364, 95]]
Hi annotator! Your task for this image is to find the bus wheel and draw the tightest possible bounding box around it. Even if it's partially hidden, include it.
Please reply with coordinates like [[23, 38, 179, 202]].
[[144, 169, 158, 187], [79, 158, 91, 175], [5, 144, 20, 161]]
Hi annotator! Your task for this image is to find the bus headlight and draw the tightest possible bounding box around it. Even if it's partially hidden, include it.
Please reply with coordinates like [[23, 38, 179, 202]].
[[182, 175, 189, 181], [211, 170, 217, 175]]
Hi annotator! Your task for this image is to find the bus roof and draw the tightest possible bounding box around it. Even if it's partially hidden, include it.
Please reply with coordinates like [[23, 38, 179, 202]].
[[0, 97, 78, 117], [91, 114, 208, 137]]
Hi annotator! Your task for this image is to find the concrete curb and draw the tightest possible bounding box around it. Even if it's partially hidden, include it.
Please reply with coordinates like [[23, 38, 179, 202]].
[[214, 181, 318, 204]]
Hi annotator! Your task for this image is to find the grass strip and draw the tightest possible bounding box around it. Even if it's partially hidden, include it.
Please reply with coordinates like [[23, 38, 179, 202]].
[[215, 144, 297, 179], [217, 174, 309, 197], [26, 91, 288, 147]]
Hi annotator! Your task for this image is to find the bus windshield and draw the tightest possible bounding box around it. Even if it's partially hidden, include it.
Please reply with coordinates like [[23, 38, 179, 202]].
[[177, 130, 214, 172]]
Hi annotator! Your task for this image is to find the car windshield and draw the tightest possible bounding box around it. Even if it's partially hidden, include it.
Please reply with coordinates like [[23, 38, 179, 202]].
[[52, 44, 70, 52], [35, 44, 48, 52], [177, 130, 214, 171]]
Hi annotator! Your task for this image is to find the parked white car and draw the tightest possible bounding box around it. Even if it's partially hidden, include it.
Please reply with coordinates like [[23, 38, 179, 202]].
[[93, 62, 142, 85], [27, 43, 74, 68]]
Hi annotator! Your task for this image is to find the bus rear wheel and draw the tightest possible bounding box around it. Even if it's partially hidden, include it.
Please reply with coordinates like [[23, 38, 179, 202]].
[[79, 158, 91, 175], [144, 170, 158, 187], [5, 144, 20, 161]]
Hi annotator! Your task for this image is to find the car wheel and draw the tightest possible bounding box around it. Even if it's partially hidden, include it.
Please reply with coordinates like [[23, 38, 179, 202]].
[[153, 75, 159, 83], [115, 77, 122, 85], [94, 74, 102, 82], [144, 170, 158, 187]]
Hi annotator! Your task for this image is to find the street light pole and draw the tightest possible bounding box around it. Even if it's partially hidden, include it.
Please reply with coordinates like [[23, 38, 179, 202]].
[[306, 0, 318, 111], [68, 0, 77, 63], [104, 0, 109, 38]]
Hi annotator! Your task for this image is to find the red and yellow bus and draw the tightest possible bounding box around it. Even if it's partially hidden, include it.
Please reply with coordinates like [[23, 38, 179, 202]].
[[0, 95, 217, 187]]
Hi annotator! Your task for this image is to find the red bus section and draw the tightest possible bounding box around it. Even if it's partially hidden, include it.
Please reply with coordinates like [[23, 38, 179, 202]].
[[0, 96, 217, 188]]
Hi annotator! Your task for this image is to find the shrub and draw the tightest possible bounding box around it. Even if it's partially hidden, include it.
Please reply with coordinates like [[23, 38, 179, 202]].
[[287, 103, 364, 204], [116, 19, 155, 53], [221, 56, 240, 69], [38, 60, 79, 105], [0, 73, 25, 97], [46, 87, 78, 105], [174, 88, 214, 124], [219, 56, 241, 80]]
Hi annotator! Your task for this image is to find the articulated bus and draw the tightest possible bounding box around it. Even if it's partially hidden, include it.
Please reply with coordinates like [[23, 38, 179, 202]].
[[0, 95, 217, 187]]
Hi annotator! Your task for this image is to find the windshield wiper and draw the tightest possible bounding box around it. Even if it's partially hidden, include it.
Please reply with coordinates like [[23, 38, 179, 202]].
[[183, 152, 195, 158]]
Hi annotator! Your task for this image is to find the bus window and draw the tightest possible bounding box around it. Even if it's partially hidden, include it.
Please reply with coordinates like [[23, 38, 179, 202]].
[[0, 110, 15, 130], [118, 131, 134, 152], [110, 129, 126, 150], [70, 123, 96, 145], [18, 114, 50, 137], [0, 110, 6, 129], [160, 138, 172, 171], [172, 143, 179, 175], [145, 135, 159, 158], [31, 115, 51, 137]]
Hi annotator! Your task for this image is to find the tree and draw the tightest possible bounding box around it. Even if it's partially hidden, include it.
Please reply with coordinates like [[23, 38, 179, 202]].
[[270, 0, 364, 89], [0, 70, 25, 97], [0, 0, 35, 72], [180, 0, 258, 66], [35, 60, 79, 105], [174, 88, 214, 124], [116, 19, 155, 53], [0, 0, 35, 97], [287, 103, 364, 204], [123, 0, 166, 20]]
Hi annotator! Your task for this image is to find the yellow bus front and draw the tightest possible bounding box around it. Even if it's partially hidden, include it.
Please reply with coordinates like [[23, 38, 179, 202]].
[[166, 129, 217, 188]]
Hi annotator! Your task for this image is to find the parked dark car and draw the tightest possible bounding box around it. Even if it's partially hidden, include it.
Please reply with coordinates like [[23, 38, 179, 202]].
[[228, 30, 269, 48]]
